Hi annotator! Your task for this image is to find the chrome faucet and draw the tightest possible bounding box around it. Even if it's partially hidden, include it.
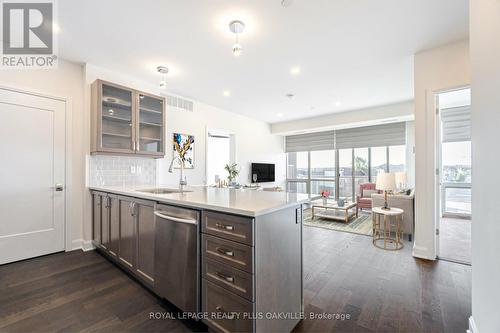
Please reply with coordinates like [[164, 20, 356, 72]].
[[168, 156, 187, 191]]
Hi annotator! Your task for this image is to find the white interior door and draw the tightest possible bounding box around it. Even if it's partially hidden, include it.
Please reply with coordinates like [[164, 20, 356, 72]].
[[0, 88, 66, 265]]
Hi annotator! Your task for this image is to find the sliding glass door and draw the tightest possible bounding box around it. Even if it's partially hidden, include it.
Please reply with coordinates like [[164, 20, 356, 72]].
[[286, 152, 309, 193], [354, 148, 369, 197], [310, 150, 335, 195], [338, 149, 353, 199]]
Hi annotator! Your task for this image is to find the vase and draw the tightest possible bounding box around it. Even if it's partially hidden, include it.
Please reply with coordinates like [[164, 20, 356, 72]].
[[322, 197, 328, 205], [338, 198, 345, 207]]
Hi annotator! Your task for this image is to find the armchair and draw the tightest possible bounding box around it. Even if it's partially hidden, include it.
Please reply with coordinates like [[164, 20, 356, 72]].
[[356, 183, 380, 214]]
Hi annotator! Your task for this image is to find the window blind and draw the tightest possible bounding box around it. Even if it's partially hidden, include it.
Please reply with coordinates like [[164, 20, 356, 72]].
[[335, 122, 406, 149], [285, 131, 335, 152], [441, 106, 471, 143]]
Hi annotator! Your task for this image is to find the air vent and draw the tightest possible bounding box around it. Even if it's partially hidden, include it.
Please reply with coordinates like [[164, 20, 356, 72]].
[[161, 94, 194, 112]]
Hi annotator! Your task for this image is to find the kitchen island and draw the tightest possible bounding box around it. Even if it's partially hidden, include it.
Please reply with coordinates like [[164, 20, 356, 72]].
[[89, 186, 309, 333]]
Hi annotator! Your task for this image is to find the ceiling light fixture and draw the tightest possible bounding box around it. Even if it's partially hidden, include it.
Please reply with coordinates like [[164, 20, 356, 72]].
[[229, 20, 245, 57], [285, 93, 295, 99], [335, 101, 342, 107], [157, 66, 169, 89], [223, 90, 231, 97], [276, 113, 284, 117]]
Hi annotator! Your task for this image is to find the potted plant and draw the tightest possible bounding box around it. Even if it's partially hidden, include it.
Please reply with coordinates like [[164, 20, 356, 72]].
[[224, 163, 240, 185], [320, 190, 330, 205]]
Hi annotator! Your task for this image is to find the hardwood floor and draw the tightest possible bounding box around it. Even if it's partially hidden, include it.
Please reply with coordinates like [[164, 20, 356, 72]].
[[0, 227, 471, 333], [294, 226, 471, 333], [439, 217, 471, 263], [0, 251, 202, 333]]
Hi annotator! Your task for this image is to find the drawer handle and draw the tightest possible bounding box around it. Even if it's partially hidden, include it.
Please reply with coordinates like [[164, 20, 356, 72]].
[[215, 306, 235, 320], [215, 271, 235, 283], [215, 223, 234, 231], [216, 247, 234, 257]]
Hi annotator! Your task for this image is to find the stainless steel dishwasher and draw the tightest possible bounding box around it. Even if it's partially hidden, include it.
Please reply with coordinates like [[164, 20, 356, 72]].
[[154, 203, 200, 313]]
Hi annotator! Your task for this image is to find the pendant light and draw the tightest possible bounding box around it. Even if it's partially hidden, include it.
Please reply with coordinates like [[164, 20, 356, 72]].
[[229, 20, 245, 57]]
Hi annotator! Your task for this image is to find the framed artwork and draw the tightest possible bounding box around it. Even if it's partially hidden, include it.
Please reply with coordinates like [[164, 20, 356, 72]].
[[173, 133, 194, 169]]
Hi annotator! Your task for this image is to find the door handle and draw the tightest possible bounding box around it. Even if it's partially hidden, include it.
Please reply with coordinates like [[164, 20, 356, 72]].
[[154, 211, 198, 225], [215, 271, 235, 283], [215, 223, 234, 231], [55, 184, 64, 191], [216, 247, 234, 257], [129, 201, 136, 216]]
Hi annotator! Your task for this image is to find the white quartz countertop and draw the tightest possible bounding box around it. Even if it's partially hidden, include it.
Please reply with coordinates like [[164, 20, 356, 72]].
[[89, 185, 311, 217]]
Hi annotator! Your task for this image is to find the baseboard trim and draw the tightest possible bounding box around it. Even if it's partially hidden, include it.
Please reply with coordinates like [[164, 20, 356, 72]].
[[468, 316, 478, 333], [82, 240, 95, 252], [70, 239, 96, 252], [412, 244, 436, 260]]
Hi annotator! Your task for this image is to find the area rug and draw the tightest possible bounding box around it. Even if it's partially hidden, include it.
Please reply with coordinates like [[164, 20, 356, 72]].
[[303, 208, 373, 236]]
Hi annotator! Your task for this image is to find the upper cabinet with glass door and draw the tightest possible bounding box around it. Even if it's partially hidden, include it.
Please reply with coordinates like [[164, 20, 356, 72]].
[[137, 93, 165, 156], [91, 80, 166, 158]]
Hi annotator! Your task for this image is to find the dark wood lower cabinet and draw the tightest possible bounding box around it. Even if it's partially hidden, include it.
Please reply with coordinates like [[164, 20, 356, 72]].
[[92, 192, 156, 289], [92, 193, 102, 246], [135, 200, 155, 286], [91, 190, 303, 333], [101, 195, 110, 251], [109, 195, 120, 258], [119, 197, 136, 269]]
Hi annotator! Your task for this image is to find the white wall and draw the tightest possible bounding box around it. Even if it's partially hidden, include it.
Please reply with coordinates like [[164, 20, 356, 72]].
[[271, 101, 414, 135], [0, 59, 86, 251], [158, 99, 285, 187], [470, 0, 500, 331], [412, 40, 470, 260]]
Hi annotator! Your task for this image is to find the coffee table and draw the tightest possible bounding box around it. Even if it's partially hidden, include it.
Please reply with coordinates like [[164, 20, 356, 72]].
[[312, 201, 358, 223]]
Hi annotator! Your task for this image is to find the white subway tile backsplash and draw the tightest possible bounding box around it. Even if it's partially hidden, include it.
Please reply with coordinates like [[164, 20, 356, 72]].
[[89, 155, 156, 187]]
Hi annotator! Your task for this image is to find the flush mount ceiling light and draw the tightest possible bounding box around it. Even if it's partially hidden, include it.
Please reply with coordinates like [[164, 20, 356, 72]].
[[223, 90, 231, 97], [285, 93, 295, 100], [290, 66, 301, 75], [157, 66, 169, 89], [229, 20, 245, 57]]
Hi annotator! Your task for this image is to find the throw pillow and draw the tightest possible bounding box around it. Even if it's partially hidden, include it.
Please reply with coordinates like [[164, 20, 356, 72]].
[[363, 189, 378, 198]]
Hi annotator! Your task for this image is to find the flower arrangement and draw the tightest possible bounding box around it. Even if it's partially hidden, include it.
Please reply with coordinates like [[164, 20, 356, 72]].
[[320, 190, 330, 198]]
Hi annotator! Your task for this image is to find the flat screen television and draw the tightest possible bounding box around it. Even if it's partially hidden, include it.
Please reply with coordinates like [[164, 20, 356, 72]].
[[251, 163, 275, 183]]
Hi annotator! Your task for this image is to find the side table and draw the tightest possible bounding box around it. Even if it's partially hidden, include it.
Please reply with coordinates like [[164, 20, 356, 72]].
[[372, 206, 404, 251]]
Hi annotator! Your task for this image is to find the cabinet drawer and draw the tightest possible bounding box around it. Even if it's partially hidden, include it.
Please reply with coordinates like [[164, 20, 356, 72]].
[[203, 257, 254, 302], [202, 211, 253, 245], [202, 234, 253, 274], [202, 280, 254, 333]]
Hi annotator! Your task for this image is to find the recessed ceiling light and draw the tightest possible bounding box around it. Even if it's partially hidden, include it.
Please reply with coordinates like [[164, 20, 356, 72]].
[[276, 113, 284, 117], [285, 93, 295, 99], [335, 101, 342, 107], [290, 66, 301, 75], [223, 90, 231, 97]]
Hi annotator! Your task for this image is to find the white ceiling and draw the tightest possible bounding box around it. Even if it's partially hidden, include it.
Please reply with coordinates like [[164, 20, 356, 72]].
[[58, 0, 469, 124]]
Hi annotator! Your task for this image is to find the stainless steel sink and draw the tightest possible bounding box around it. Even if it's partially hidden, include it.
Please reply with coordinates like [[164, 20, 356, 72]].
[[136, 188, 192, 194]]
